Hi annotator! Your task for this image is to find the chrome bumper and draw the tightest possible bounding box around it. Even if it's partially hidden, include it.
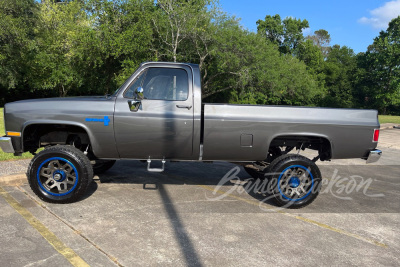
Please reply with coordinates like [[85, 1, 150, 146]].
[[366, 149, 382, 164], [0, 136, 15, 153]]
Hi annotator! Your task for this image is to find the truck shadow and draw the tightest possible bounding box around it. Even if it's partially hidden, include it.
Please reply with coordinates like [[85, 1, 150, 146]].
[[85, 159, 275, 267], [85, 160, 278, 207], [85, 161, 400, 213], [80, 160, 400, 266]]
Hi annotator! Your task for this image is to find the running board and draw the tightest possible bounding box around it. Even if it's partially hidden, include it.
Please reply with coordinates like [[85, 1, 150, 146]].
[[147, 158, 166, 172]]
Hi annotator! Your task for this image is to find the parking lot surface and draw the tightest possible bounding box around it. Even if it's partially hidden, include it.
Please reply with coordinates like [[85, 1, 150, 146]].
[[0, 128, 399, 266]]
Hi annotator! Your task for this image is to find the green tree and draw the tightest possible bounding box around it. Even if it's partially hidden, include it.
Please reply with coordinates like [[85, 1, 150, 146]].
[[295, 39, 326, 95], [152, 0, 213, 62], [205, 22, 323, 105], [256, 14, 284, 46], [257, 14, 309, 54], [0, 2, 359, 110], [306, 29, 331, 58], [30, 0, 155, 97], [0, 0, 38, 90], [30, 0, 91, 97], [83, 0, 155, 90], [356, 16, 400, 114], [296, 39, 325, 70], [323, 45, 356, 108]]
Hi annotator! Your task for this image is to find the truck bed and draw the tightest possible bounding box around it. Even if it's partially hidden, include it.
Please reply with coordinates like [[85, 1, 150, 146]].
[[202, 104, 379, 161]]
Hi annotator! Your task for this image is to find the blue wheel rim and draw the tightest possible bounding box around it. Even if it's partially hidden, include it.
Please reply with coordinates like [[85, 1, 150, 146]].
[[37, 157, 79, 196], [277, 165, 314, 201]]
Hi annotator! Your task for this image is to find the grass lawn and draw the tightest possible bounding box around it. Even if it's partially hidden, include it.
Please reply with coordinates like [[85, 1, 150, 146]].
[[0, 108, 34, 161], [379, 115, 400, 124]]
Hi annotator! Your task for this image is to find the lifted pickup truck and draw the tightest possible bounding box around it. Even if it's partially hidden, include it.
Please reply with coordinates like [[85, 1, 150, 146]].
[[0, 62, 382, 208]]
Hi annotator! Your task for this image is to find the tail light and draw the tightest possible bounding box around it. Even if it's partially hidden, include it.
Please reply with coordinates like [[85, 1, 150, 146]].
[[373, 129, 380, 142]]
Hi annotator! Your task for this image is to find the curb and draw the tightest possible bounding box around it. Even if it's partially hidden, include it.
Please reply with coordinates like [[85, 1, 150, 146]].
[[0, 173, 27, 186], [380, 123, 400, 130]]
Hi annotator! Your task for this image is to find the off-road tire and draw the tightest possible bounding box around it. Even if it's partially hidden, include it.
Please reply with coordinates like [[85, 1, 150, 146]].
[[265, 154, 322, 209], [27, 145, 93, 203]]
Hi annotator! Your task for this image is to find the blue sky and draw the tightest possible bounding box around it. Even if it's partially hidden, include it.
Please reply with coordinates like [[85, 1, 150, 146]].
[[218, 0, 400, 53]]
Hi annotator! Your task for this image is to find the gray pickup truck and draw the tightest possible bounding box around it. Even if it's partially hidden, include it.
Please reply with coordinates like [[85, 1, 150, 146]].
[[0, 62, 382, 208]]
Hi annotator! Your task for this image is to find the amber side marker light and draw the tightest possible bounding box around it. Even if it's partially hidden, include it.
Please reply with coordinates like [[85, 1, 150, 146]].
[[373, 129, 380, 142], [6, 131, 21, 137]]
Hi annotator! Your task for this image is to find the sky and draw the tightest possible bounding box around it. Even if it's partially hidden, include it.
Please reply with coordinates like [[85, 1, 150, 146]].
[[218, 0, 400, 53]]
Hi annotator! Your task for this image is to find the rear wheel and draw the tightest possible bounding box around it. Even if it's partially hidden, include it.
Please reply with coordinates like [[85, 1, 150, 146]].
[[265, 154, 322, 209], [27, 145, 93, 203]]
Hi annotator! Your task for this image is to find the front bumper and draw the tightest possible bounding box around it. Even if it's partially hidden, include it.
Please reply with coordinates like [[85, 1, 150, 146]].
[[366, 149, 382, 164], [0, 136, 15, 153]]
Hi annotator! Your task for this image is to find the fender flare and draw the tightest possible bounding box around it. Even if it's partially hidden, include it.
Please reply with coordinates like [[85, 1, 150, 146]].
[[266, 132, 334, 159], [21, 120, 97, 154]]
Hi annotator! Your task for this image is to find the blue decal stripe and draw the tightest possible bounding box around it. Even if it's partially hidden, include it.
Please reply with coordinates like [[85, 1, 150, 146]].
[[104, 116, 110, 126], [85, 116, 110, 126]]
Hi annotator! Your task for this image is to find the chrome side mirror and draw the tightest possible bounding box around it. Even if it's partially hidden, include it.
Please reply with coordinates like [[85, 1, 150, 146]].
[[135, 87, 144, 100], [128, 100, 141, 112]]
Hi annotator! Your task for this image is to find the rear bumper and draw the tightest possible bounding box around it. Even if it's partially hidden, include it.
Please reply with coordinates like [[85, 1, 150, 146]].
[[0, 136, 15, 153], [366, 149, 382, 164]]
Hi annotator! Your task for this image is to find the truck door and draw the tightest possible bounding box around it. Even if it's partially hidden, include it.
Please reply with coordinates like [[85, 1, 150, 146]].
[[114, 65, 194, 159]]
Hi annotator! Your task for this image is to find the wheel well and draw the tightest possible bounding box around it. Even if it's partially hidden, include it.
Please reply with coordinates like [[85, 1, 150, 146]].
[[23, 124, 90, 153], [269, 135, 332, 161]]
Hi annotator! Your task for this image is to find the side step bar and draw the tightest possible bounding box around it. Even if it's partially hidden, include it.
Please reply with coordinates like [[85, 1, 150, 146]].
[[147, 158, 166, 172]]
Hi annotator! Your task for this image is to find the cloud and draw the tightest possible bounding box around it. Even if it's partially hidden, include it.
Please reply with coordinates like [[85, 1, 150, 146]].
[[358, 0, 400, 29]]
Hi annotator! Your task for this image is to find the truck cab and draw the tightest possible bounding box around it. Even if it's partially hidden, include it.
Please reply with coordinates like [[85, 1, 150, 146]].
[[113, 62, 202, 160]]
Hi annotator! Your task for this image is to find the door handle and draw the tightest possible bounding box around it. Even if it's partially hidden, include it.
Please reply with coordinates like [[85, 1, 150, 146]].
[[176, 105, 192, 110]]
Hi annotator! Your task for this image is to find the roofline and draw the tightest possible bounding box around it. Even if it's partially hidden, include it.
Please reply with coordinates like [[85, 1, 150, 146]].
[[140, 61, 199, 68]]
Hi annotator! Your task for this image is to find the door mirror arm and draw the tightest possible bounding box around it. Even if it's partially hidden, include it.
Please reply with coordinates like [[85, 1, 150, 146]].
[[135, 87, 144, 100]]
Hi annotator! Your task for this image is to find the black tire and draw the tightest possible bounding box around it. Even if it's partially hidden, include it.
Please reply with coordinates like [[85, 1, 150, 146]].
[[265, 154, 322, 209], [92, 160, 116, 175], [27, 145, 93, 203]]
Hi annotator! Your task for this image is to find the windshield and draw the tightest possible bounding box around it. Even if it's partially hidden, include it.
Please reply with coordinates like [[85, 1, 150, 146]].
[[111, 78, 130, 97]]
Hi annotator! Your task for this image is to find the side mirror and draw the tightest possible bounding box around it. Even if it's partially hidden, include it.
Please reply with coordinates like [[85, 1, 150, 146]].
[[128, 100, 141, 112], [135, 87, 144, 100]]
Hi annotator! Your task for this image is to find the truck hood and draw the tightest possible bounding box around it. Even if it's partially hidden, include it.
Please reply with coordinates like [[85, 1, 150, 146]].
[[5, 96, 114, 112], [9, 96, 110, 104], [4, 96, 116, 132]]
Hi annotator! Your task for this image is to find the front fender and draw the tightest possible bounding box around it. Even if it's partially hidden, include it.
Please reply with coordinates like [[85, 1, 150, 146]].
[[21, 120, 119, 159]]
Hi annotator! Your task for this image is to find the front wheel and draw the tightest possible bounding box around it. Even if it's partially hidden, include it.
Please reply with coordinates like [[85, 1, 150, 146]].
[[265, 154, 322, 209], [27, 145, 93, 203]]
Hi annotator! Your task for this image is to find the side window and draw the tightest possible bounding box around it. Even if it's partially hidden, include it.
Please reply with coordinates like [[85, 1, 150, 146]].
[[142, 68, 189, 101], [124, 70, 147, 98]]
